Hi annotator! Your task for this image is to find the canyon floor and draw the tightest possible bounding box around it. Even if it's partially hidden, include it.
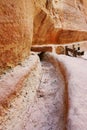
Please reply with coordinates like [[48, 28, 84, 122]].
[[24, 60, 66, 130], [22, 53, 87, 130], [1, 53, 87, 130]]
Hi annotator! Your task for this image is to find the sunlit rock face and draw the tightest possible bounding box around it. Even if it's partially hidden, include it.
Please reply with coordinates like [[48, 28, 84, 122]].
[[0, 0, 87, 75], [0, 0, 34, 74], [33, 0, 87, 45]]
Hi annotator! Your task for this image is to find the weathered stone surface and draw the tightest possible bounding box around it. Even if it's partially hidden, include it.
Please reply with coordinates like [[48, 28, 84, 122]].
[[31, 45, 64, 54], [31, 45, 52, 52], [1, 0, 87, 74], [0, 0, 34, 74], [0, 1, 87, 129], [80, 41, 87, 51], [0, 54, 41, 130], [55, 46, 64, 54], [33, 0, 87, 45]]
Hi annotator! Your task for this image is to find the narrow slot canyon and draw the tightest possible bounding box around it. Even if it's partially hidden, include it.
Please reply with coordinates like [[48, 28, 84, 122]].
[[0, 0, 87, 129]]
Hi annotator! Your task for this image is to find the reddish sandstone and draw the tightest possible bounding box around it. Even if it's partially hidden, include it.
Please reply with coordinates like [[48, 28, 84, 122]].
[[0, 0, 34, 74]]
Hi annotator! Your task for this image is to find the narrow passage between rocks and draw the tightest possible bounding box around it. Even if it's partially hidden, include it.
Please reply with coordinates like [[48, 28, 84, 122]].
[[25, 60, 66, 130]]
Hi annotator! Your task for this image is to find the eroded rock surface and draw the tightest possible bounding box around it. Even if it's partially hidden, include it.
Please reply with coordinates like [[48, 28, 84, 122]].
[[33, 0, 87, 45], [0, 0, 87, 129], [0, 54, 41, 130], [0, 0, 87, 74], [0, 0, 34, 74]]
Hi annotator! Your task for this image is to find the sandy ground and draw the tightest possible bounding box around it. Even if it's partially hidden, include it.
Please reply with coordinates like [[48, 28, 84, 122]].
[[48, 53, 87, 130], [1, 53, 87, 130], [0, 54, 42, 130], [24, 61, 66, 130]]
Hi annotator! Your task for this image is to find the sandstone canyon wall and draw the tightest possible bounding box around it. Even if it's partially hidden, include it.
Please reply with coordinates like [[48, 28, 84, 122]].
[[0, 0, 87, 74], [0, 2, 42, 129], [0, 0, 87, 130], [33, 0, 87, 45], [0, 0, 34, 74]]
